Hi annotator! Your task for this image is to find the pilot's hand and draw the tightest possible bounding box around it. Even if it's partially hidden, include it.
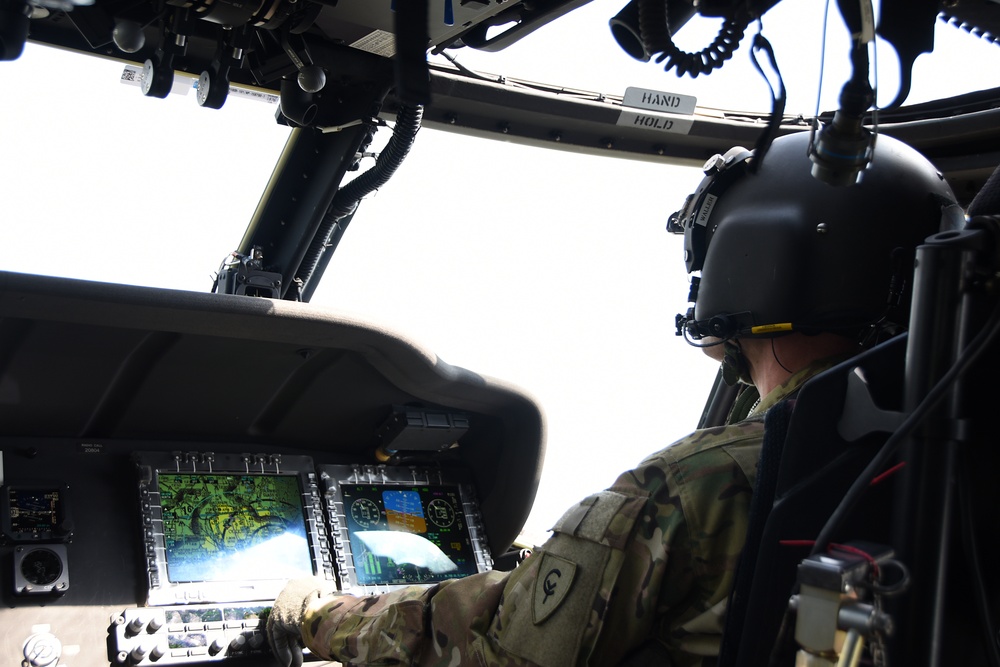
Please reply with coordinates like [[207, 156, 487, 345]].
[[266, 577, 337, 667]]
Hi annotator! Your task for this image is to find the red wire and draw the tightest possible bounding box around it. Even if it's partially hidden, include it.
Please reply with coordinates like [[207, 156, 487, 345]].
[[778, 540, 881, 578], [869, 461, 906, 486]]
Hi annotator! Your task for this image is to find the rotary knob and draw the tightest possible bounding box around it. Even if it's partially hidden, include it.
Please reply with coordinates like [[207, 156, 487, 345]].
[[23, 632, 61, 667], [209, 637, 227, 655]]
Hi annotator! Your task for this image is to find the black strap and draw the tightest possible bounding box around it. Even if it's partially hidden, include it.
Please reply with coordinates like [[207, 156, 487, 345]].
[[747, 31, 786, 174]]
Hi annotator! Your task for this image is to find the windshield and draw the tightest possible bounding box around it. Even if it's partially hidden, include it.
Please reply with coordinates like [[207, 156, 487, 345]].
[[429, 0, 999, 114], [1, 0, 995, 540]]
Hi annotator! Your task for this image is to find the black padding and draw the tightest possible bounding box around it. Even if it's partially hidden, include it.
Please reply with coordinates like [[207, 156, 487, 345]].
[[718, 335, 907, 666], [717, 398, 792, 665], [968, 163, 1000, 217]]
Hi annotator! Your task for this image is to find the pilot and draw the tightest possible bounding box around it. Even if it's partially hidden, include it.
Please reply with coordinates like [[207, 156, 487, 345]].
[[266, 131, 962, 667]]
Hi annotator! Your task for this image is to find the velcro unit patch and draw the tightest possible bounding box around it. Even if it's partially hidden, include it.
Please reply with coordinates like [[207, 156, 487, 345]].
[[532, 553, 577, 625]]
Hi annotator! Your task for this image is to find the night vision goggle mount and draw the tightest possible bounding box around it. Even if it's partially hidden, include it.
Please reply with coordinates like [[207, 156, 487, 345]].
[[670, 146, 754, 342], [668, 146, 754, 273]]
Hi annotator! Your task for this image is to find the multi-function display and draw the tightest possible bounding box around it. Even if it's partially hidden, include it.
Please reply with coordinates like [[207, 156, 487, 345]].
[[134, 452, 333, 606], [158, 472, 314, 584], [339, 482, 480, 586], [320, 464, 493, 593], [131, 455, 491, 606]]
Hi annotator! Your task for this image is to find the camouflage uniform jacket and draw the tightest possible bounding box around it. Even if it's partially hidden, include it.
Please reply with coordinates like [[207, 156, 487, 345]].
[[300, 357, 846, 666]]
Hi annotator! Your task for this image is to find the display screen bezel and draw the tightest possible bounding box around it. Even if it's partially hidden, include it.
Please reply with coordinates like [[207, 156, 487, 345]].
[[318, 464, 493, 593], [134, 452, 333, 606]]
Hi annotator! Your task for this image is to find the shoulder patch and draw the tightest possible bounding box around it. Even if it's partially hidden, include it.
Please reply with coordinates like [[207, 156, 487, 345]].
[[532, 553, 577, 625]]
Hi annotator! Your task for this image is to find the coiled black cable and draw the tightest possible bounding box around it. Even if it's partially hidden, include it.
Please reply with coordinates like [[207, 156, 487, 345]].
[[294, 103, 423, 299], [637, 0, 750, 77], [326, 104, 423, 221]]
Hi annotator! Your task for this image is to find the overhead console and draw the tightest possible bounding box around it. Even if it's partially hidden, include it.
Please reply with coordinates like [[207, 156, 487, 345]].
[[0, 270, 543, 667], [2, 0, 595, 101]]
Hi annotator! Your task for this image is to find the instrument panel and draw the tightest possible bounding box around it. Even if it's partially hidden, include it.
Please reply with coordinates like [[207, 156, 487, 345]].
[[1, 442, 492, 665], [0, 271, 544, 667]]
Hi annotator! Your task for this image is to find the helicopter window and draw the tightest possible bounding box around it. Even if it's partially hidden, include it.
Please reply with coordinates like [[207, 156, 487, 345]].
[[0, 0, 996, 545]]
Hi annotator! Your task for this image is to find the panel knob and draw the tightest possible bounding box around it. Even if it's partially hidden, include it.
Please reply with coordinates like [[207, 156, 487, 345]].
[[22, 632, 61, 667]]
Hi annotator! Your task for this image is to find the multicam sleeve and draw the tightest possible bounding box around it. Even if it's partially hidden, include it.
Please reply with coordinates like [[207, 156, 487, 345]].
[[644, 422, 762, 664], [298, 478, 672, 667], [478, 486, 656, 667], [300, 424, 761, 667], [300, 570, 516, 666], [526, 422, 760, 666]]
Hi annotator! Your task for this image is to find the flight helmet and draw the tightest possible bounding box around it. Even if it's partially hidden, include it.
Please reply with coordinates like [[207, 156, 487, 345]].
[[669, 131, 963, 343]]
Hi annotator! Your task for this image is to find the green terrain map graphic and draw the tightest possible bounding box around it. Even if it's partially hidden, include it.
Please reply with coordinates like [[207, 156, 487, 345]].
[[158, 473, 309, 582]]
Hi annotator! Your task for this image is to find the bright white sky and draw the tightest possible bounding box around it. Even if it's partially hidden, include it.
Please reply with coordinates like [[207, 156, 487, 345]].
[[1, 0, 997, 543]]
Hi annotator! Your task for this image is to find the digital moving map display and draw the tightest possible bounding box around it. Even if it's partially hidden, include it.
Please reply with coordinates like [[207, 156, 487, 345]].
[[134, 452, 333, 605], [320, 465, 493, 591], [158, 473, 313, 583]]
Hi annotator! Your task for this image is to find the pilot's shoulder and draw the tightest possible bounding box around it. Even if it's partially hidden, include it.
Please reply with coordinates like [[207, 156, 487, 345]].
[[644, 420, 765, 467], [615, 421, 764, 499]]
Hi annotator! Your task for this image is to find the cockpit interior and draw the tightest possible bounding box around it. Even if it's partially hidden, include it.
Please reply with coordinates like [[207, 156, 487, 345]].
[[3, 0, 1000, 665]]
